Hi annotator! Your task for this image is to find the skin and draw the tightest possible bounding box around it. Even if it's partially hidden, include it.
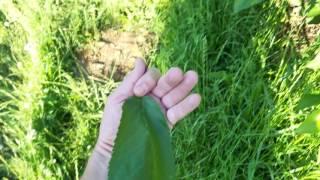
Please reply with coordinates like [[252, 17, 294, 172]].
[[81, 59, 201, 180]]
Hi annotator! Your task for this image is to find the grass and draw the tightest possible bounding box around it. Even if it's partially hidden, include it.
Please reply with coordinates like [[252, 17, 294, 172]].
[[0, 0, 320, 179]]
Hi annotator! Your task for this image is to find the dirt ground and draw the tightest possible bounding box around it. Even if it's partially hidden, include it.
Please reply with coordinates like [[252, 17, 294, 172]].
[[77, 2, 320, 80], [288, 0, 320, 51], [77, 29, 155, 80]]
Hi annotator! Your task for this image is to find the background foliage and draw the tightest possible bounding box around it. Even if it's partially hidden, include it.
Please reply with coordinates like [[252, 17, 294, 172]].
[[0, 0, 319, 179]]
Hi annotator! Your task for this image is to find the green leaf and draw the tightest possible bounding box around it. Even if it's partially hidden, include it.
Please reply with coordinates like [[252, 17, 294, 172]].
[[307, 15, 320, 24], [108, 96, 175, 180], [307, 2, 320, 24], [307, 3, 320, 18], [296, 109, 320, 134], [233, 0, 264, 13], [306, 52, 320, 71], [297, 94, 320, 110]]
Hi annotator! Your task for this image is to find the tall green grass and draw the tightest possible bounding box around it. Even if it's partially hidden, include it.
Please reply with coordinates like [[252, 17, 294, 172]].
[[153, 1, 320, 178], [0, 0, 319, 179]]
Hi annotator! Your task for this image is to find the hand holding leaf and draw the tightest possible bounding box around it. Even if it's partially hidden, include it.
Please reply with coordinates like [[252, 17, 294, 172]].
[[82, 59, 201, 180], [97, 59, 201, 156]]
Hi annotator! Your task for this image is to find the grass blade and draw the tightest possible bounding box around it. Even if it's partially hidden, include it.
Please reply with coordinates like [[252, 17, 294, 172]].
[[297, 94, 320, 110], [233, 0, 264, 13]]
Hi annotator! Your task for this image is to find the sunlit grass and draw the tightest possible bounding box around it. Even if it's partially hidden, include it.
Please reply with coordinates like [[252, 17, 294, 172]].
[[0, 0, 320, 179]]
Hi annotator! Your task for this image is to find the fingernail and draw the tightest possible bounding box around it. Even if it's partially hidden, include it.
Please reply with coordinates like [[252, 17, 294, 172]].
[[189, 94, 201, 106], [164, 97, 173, 108], [135, 57, 144, 65], [167, 110, 176, 125], [189, 95, 196, 104], [149, 67, 161, 79], [135, 83, 146, 96]]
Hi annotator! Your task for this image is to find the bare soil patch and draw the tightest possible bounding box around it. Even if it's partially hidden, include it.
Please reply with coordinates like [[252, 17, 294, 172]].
[[288, 1, 320, 51], [77, 29, 155, 80]]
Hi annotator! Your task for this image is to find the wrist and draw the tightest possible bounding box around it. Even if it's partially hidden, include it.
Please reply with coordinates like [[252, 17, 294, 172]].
[[94, 140, 113, 160], [81, 145, 111, 180]]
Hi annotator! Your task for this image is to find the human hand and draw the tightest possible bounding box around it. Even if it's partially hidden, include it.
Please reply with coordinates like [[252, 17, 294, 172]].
[[82, 59, 200, 179], [96, 59, 201, 157]]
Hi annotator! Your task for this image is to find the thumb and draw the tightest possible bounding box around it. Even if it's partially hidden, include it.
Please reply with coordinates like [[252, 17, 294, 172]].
[[108, 58, 146, 104]]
